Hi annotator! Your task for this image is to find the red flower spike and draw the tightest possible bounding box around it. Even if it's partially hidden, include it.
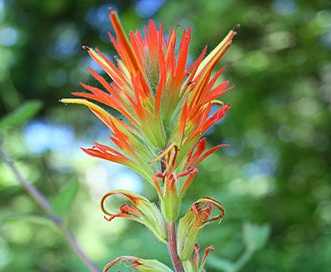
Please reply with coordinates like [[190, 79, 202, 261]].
[[60, 11, 238, 272], [61, 10, 236, 191]]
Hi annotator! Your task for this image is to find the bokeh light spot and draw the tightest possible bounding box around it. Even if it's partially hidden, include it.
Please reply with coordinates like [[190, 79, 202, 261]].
[[0, 27, 19, 46], [135, 0, 166, 18], [24, 121, 74, 154]]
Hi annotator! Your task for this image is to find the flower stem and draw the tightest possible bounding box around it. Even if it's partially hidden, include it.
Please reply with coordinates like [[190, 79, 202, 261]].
[[0, 144, 100, 272], [167, 222, 184, 272]]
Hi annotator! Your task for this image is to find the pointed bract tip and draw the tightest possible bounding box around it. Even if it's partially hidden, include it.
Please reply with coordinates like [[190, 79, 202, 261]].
[[233, 24, 240, 32], [109, 9, 118, 21], [59, 98, 66, 104]]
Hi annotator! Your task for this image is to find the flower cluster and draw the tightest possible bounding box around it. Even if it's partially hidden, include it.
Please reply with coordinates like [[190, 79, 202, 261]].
[[62, 10, 237, 272]]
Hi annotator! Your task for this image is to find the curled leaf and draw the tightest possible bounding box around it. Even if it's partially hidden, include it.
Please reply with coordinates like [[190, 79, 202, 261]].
[[103, 256, 173, 272], [0, 100, 42, 130], [177, 197, 225, 261], [100, 190, 167, 243]]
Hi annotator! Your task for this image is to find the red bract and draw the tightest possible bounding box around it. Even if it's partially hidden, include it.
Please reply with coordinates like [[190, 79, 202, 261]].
[[61, 10, 237, 183], [62, 11, 238, 272]]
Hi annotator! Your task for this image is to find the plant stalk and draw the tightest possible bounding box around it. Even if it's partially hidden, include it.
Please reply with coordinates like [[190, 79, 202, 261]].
[[0, 145, 100, 272], [167, 222, 184, 272]]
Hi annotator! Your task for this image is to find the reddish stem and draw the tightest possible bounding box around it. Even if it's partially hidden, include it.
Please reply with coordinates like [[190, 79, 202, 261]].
[[167, 222, 184, 272]]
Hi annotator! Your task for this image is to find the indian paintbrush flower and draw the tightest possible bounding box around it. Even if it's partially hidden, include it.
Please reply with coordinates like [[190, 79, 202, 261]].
[[62, 9, 237, 272], [61, 10, 237, 187]]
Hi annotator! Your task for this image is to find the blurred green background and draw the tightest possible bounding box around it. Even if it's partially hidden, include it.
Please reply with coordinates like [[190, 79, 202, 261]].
[[1, 0, 331, 271]]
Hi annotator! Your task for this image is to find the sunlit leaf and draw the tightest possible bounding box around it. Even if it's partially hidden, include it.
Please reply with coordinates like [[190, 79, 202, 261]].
[[243, 222, 270, 252], [207, 255, 235, 271], [0, 100, 43, 130], [103, 256, 173, 272], [51, 179, 79, 216], [2, 214, 54, 227]]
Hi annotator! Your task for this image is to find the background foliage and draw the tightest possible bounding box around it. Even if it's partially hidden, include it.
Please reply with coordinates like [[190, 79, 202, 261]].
[[1, 0, 330, 271]]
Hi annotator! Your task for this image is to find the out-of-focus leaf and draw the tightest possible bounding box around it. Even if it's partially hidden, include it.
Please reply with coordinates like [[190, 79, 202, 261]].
[[243, 222, 270, 252], [103, 256, 173, 272], [2, 215, 54, 227], [51, 180, 79, 216], [0, 100, 43, 130], [208, 255, 235, 271]]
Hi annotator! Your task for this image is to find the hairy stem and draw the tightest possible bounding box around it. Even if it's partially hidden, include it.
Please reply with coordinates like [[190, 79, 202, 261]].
[[167, 222, 184, 272], [0, 145, 100, 272]]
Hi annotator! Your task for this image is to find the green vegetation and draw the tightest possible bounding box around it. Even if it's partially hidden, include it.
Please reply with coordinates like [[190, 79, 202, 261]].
[[1, 0, 330, 271]]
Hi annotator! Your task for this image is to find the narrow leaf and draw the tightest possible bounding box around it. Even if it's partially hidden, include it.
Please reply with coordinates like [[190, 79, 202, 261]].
[[243, 222, 270, 252], [2, 215, 54, 227], [0, 100, 43, 130], [207, 255, 235, 271], [51, 180, 79, 216]]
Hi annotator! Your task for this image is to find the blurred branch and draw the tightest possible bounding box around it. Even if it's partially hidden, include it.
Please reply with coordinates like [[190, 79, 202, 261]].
[[0, 142, 100, 272], [209, 222, 270, 272], [208, 249, 253, 272], [229, 249, 253, 272]]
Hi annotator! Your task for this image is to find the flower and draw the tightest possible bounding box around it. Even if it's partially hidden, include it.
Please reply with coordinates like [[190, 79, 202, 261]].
[[100, 189, 167, 243], [61, 10, 237, 184], [177, 197, 225, 261], [103, 256, 172, 272], [182, 243, 215, 272]]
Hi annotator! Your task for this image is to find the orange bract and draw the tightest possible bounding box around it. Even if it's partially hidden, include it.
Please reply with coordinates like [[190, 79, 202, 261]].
[[61, 10, 236, 183]]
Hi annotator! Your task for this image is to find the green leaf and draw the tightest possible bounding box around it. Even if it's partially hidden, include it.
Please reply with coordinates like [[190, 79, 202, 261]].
[[243, 222, 270, 252], [2, 214, 55, 228], [103, 256, 173, 272], [51, 180, 79, 216], [207, 255, 235, 272], [0, 100, 43, 130]]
